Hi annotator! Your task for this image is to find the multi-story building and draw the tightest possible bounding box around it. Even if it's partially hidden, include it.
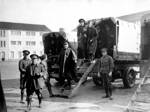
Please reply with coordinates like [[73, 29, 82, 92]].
[[0, 22, 51, 60]]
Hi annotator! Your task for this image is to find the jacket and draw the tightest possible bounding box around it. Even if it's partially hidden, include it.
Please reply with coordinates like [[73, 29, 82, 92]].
[[100, 55, 114, 74], [26, 63, 46, 90]]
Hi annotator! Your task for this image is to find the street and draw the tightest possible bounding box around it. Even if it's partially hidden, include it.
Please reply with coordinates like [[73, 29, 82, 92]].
[[1, 61, 138, 112]]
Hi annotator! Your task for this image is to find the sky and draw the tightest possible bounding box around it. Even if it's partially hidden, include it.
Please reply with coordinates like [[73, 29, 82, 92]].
[[0, 0, 150, 41]]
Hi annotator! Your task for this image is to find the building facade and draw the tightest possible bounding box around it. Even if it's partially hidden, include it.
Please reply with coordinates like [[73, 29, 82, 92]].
[[0, 22, 50, 60]]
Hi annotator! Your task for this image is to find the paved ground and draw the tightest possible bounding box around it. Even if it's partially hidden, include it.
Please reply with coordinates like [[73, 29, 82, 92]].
[[1, 61, 138, 112]]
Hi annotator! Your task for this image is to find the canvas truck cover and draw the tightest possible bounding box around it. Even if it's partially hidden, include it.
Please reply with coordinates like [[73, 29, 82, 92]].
[[117, 19, 140, 54]]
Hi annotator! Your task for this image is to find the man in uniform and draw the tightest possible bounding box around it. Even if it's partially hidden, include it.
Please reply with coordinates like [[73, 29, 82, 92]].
[[40, 54, 54, 97], [86, 21, 97, 60], [18, 50, 30, 103], [77, 19, 87, 59], [100, 48, 114, 100], [26, 54, 45, 110], [59, 42, 78, 90]]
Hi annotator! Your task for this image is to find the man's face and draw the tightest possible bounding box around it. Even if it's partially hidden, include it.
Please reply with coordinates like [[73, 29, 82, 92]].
[[80, 21, 85, 26], [89, 21, 93, 27], [32, 58, 38, 64], [102, 51, 107, 56], [64, 44, 69, 49], [23, 53, 28, 58]]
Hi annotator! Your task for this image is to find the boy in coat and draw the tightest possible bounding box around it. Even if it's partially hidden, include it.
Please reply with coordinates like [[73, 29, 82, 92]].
[[26, 54, 45, 111]]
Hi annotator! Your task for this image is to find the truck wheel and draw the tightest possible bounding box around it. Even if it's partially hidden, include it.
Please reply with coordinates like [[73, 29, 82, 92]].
[[92, 76, 103, 86], [123, 69, 136, 88]]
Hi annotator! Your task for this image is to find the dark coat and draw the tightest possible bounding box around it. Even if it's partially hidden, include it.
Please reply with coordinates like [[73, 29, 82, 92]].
[[100, 55, 114, 74], [0, 73, 7, 112], [18, 58, 31, 89], [19, 58, 31, 75], [86, 27, 97, 57], [59, 48, 77, 77], [26, 63, 46, 91]]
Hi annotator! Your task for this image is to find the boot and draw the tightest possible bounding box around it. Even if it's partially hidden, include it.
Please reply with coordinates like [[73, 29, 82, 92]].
[[38, 98, 42, 108], [20, 90, 25, 103], [27, 100, 31, 111]]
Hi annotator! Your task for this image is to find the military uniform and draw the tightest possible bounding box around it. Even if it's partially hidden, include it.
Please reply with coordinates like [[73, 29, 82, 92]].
[[59, 47, 78, 88], [100, 54, 114, 97], [26, 54, 45, 109], [77, 25, 87, 59], [86, 26, 97, 60], [18, 50, 31, 102]]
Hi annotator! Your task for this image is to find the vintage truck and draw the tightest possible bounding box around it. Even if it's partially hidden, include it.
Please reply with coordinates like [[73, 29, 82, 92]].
[[77, 17, 141, 88], [43, 17, 142, 89]]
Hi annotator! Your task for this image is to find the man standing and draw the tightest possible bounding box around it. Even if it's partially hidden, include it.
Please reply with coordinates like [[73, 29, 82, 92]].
[[40, 54, 54, 97], [77, 18, 87, 59], [59, 42, 78, 89], [100, 48, 114, 100], [26, 54, 45, 110], [18, 50, 30, 103], [86, 21, 97, 60]]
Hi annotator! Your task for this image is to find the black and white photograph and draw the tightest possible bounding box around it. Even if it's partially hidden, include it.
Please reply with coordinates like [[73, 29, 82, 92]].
[[0, 0, 150, 112]]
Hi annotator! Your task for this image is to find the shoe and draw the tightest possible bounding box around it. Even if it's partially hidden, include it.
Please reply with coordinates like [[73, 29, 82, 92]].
[[102, 95, 109, 98], [20, 100, 25, 104], [39, 104, 42, 108]]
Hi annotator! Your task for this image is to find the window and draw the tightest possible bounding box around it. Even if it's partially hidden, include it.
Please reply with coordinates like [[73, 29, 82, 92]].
[[11, 30, 21, 36], [0, 41, 6, 47], [40, 32, 43, 36], [11, 41, 17, 45], [26, 41, 36, 46], [18, 51, 22, 58], [26, 31, 35, 36], [18, 41, 21, 45], [4, 41, 6, 47], [11, 41, 21, 45], [0, 30, 6, 37], [1, 51, 5, 59], [31, 41, 36, 46], [10, 51, 14, 59]]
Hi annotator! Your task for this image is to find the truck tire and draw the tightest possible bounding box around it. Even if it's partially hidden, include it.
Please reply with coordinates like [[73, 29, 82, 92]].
[[123, 69, 136, 88]]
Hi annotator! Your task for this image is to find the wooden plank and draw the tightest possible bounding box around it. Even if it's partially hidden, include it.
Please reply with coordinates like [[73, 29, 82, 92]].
[[69, 60, 97, 98]]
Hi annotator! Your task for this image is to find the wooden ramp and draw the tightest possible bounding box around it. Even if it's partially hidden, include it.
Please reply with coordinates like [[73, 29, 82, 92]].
[[125, 60, 150, 112], [69, 60, 97, 98]]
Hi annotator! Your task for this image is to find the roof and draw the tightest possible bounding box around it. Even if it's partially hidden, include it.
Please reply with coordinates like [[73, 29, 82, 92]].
[[0, 22, 51, 32], [118, 10, 150, 22]]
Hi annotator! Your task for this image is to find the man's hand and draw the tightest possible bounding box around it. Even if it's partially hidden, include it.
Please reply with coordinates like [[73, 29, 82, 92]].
[[109, 72, 112, 77]]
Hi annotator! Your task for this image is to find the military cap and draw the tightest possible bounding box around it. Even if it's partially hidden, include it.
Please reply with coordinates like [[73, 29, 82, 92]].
[[23, 50, 30, 55], [79, 19, 85, 23], [40, 54, 47, 60], [30, 54, 39, 59], [101, 48, 108, 52]]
